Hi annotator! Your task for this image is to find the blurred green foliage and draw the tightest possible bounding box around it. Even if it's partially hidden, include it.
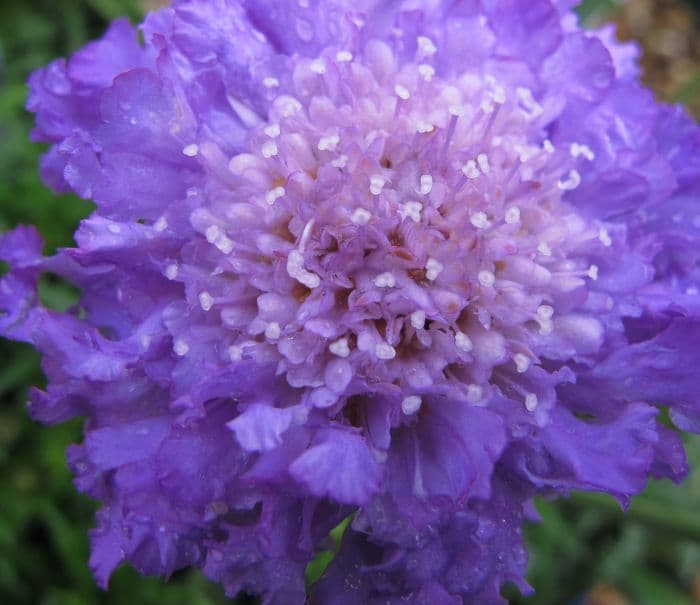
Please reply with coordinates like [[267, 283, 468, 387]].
[[1, 1, 699, 604]]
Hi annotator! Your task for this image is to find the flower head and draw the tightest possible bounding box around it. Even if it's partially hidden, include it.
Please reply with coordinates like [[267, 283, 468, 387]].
[[2, 0, 700, 603]]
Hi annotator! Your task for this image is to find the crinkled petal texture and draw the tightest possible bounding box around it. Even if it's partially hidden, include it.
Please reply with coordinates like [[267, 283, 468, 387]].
[[3, 0, 700, 603]]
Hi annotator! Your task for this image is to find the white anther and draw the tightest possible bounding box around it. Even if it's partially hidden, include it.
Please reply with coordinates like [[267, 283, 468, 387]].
[[418, 63, 435, 81], [280, 97, 303, 117], [470, 212, 490, 229], [205, 225, 221, 243], [448, 104, 466, 117], [425, 258, 444, 281], [558, 169, 581, 191], [525, 393, 539, 412], [375, 342, 396, 360], [539, 319, 554, 335], [490, 85, 506, 105], [598, 228, 612, 247], [455, 331, 473, 352], [261, 140, 279, 158], [199, 291, 214, 311], [420, 174, 433, 195], [214, 235, 233, 254], [505, 206, 521, 224], [318, 134, 340, 151], [107, 223, 121, 234], [513, 353, 531, 373], [264, 123, 281, 138], [394, 84, 411, 100], [570, 142, 595, 161], [537, 305, 554, 320], [174, 339, 189, 356], [310, 59, 327, 74], [370, 175, 386, 195], [182, 143, 199, 157], [538, 241, 552, 256], [374, 272, 396, 288], [154, 216, 168, 232], [416, 121, 435, 133], [588, 265, 599, 280], [515, 144, 538, 163], [480, 98, 495, 114], [286, 250, 321, 289], [400, 201, 423, 223], [417, 35, 437, 58], [331, 154, 348, 168], [543, 139, 555, 154], [265, 186, 286, 205], [336, 50, 354, 62], [462, 160, 481, 179], [265, 322, 281, 340], [401, 395, 423, 415], [329, 337, 351, 358], [516, 87, 544, 119], [467, 384, 483, 403], [262, 77, 280, 88], [351, 208, 372, 225], [478, 270, 495, 288], [228, 341, 254, 362], [165, 264, 178, 280], [477, 153, 490, 174], [410, 310, 426, 330]]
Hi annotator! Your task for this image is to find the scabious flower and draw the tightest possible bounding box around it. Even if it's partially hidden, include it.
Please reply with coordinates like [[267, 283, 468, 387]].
[[2, 0, 700, 602]]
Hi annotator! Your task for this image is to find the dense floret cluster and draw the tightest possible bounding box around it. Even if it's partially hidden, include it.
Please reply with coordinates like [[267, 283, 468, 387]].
[[2, 0, 700, 603]]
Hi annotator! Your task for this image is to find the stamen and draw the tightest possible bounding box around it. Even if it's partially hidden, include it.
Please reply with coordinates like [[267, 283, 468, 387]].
[[165, 264, 178, 280], [513, 353, 531, 373], [417, 36, 437, 58], [329, 337, 351, 358], [310, 59, 327, 74], [265, 322, 281, 340], [558, 169, 581, 191], [264, 123, 281, 138], [182, 143, 199, 157], [153, 216, 168, 232], [478, 270, 496, 288], [394, 84, 411, 100], [318, 134, 340, 151], [410, 310, 426, 330], [351, 208, 372, 225], [462, 160, 481, 179], [374, 272, 397, 288], [400, 201, 423, 223], [598, 228, 612, 247], [455, 331, 473, 352], [336, 50, 354, 62], [402, 395, 423, 415], [467, 384, 483, 403], [375, 342, 396, 360], [261, 140, 279, 159], [286, 250, 321, 289], [419, 174, 433, 195], [525, 393, 539, 412], [418, 64, 435, 82], [174, 339, 189, 356], [588, 265, 599, 280], [199, 291, 214, 311], [504, 206, 521, 224], [425, 258, 444, 281], [477, 153, 490, 174], [370, 175, 386, 195], [570, 142, 595, 161], [471, 212, 490, 229], [262, 77, 280, 88], [265, 186, 286, 205]]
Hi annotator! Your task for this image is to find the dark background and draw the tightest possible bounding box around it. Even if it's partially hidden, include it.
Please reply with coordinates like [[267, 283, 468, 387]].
[[1, 1, 699, 604]]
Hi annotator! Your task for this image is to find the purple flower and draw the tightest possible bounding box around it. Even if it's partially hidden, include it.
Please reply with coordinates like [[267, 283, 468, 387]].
[[3, 0, 700, 602]]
